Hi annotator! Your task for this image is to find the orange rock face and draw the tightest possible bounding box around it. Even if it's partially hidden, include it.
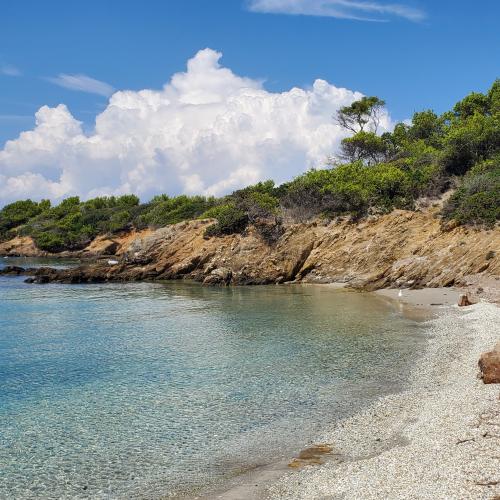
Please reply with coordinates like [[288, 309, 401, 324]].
[[5, 205, 500, 292], [0, 236, 43, 257]]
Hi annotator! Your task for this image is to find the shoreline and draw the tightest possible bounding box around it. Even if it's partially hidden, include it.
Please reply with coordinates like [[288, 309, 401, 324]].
[[196, 288, 499, 499], [266, 299, 500, 499], [375, 286, 462, 307]]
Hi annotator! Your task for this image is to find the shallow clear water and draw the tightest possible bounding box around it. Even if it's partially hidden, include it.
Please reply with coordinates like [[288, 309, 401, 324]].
[[0, 258, 426, 499], [1, 255, 81, 269]]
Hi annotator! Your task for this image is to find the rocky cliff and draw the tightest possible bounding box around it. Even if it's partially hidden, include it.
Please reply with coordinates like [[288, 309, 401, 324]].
[[3, 205, 498, 295]]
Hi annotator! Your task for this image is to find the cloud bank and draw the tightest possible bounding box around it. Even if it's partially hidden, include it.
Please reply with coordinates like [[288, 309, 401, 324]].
[[0, 48, 392, 206], [247, 0, 426, 22]]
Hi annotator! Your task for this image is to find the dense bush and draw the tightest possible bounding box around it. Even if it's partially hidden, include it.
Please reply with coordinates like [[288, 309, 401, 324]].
[[280, 169, 336, 220], [202, 181, 282, 239], [441, 112, 500, 175], [139, 195, 215, 227], [442, 160, 500, 226], [15, 195, 145, 252], [203, 204, 249, 237], [339, 131, 388, 164], [283, 162, 414, 220], [0, 199, 50, 239]]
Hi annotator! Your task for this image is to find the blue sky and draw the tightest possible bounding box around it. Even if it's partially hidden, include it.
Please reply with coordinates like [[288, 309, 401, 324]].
[[0, 0, 499, 205], [2, 0, 499, 143]]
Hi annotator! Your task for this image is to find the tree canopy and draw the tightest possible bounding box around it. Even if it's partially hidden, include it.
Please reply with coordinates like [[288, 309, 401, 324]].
[[336, 96, 386, 134]]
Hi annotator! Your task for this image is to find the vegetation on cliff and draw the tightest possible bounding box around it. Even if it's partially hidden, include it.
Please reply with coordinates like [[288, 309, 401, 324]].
[[0, 81, 498, 252]]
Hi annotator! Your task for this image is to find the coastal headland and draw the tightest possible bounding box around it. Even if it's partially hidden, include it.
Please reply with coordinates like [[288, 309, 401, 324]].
[[1, 204, 499, 303]]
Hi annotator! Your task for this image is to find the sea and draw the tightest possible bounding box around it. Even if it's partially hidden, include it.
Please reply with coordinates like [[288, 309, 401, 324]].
[[0, 257, 427, 499]]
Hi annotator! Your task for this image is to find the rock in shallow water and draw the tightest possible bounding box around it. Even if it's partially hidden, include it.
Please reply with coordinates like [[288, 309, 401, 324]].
[[0, 265, 26, 275]]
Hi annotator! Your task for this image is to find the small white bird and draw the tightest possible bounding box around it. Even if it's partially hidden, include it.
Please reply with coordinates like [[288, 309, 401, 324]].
[[398, 289, 403, 298], [107, 259, 119, 265]]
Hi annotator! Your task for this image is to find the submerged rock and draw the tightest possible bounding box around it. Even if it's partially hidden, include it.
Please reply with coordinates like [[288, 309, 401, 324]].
[[287, 444, 335, 469]]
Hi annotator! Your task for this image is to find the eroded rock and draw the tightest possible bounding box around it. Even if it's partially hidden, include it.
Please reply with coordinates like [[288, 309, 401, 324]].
[[13, 205, 499, 291]]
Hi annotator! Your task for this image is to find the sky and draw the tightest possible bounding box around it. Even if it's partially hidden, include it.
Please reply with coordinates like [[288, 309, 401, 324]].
[[0, 0, 499, 206]]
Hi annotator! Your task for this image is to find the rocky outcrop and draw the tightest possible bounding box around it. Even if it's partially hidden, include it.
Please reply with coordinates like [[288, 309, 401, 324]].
[[0, 236, 45, 257], [5, 206, 499, 291], [0, 229, 153, 259], [203, 267, 232, 286], [81, 236, 120, 257], [78, 229, 153, 258], [479, 343, 500, 384], [0, 265, 27, 275]]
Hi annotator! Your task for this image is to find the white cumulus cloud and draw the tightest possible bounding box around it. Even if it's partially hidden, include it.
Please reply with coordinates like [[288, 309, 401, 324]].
[[247, 0, 426, 22], [0, 48, 393, 206], [47, 73, 115, 97]]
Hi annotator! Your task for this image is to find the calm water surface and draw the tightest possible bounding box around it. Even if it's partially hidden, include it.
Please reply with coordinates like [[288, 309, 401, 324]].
[[0, 257, 426, 499]]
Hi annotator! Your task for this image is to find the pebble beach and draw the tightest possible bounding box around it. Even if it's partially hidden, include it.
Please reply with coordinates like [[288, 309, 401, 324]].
[[267, 300, 500, 499]]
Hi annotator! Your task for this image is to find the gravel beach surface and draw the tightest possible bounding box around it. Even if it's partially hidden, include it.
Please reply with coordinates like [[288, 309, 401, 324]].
[[267, 301, 500, 500]]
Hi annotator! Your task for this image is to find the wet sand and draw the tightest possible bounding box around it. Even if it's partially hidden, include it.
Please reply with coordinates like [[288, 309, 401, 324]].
[[375, 286, 461, 307]]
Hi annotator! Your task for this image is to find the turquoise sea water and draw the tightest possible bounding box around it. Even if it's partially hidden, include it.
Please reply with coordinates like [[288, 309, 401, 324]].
[[0, 258, 426, 499]]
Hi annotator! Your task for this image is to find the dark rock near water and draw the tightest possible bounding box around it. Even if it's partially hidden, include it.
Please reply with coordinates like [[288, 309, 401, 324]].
[[203, 267, 232, 286], [0, 265, 26, 275]]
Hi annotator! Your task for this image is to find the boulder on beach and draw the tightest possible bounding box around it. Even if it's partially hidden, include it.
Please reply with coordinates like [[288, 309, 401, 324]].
[[458, 293, 472, 307], [478, 342, 500, 384]]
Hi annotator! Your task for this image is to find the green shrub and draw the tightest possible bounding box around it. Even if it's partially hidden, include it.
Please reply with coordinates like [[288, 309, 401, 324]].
[[339, 131, 388, 164], [141, 195, 215, 227], [0, 199, 49, 239], [280, 168, 337, 220], [107, 210, 133, 233], [443, 163, 500, 225], [283, 162, 414, 219], [441, 112, 500, 175], [204, 204, 249, 237], [34, 232, 66, 252]]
